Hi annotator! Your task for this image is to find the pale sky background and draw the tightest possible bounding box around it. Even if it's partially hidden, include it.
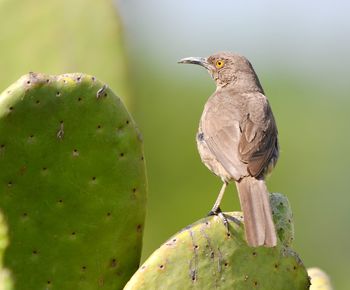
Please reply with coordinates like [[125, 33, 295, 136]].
[[117, 0, 350, 92]]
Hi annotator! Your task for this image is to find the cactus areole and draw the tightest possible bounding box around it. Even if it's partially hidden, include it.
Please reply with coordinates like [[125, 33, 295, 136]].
[[0, 73, 147, 289]]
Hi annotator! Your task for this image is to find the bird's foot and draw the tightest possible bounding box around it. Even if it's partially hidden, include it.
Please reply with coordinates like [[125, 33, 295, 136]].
[[207, 207, 229, 233], [207, 206, 223, 216], [207, 209, 218, 216]]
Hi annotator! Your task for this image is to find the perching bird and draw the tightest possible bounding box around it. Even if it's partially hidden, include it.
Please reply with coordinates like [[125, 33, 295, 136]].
[[179, 52, 279, 247]]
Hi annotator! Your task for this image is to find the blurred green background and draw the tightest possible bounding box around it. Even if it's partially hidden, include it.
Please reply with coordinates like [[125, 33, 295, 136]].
[[1, 0, 349, 289]]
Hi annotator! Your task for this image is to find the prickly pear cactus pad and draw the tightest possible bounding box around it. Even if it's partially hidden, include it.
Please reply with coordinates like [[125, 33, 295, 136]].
[[0, 73, 147, 289], [270, 192, 294, 247], [0, 0, 132, 107], [124, 212, 310, 290]]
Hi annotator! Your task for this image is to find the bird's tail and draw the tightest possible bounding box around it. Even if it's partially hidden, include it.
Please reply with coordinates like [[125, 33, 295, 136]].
[[235, 177, 277, 247]]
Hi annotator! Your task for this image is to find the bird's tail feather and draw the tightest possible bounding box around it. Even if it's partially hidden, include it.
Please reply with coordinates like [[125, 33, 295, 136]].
[[236, 177, 277, 247]]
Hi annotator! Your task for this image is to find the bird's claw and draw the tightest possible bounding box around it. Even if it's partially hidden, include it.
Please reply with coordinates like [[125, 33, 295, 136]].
[[207, 207, 230, 234], [218, 212, 230, 233]]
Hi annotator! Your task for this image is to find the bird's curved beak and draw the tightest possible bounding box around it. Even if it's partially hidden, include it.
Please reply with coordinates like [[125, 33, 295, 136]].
[[178, 57, 210, 70]]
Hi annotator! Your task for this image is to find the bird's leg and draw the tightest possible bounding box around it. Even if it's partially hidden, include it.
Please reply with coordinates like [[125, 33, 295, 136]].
[[208, 182, 229, 232], [208, 181, 228, 214]]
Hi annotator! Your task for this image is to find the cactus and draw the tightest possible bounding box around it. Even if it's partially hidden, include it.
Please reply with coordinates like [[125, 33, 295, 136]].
[[0, 73, 147, 289], [0, 211, 12, 290], [308, 268, 333, 290], [270, 192, 294, 247], [0, 0, 132, 107], [124, 193, 310, 290]]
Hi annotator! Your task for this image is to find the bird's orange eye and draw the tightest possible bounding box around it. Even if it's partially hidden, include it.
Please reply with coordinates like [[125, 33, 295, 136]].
[[215, 60, 224, 68]]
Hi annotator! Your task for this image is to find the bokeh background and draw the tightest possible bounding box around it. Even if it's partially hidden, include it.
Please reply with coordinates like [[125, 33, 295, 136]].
[[118, 1, 350, 289], [1, 0, 349, 288]]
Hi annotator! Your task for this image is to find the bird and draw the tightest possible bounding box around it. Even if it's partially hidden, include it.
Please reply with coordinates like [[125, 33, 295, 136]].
[[178, 52, 279, 247]]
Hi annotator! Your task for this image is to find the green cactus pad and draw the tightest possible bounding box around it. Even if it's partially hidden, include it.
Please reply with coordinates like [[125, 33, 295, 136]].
[[270, 192, 294, 247], [0, 73, 147, 289], [0, 0, 132, 107], [124, 212, 309, 290]]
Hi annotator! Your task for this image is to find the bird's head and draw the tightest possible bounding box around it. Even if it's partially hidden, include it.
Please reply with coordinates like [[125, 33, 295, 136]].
[[178, 52, 260, 89]]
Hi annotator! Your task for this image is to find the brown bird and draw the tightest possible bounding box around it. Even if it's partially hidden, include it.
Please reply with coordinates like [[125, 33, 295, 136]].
[[179, 52, 279, 247]]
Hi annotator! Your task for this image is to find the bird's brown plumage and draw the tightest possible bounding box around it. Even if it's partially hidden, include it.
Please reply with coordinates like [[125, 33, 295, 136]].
[[179, 52, 279, 247]]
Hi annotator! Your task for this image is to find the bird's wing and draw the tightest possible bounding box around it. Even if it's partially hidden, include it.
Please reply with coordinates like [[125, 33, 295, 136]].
[[202, 91, 278, 179], [238, 93, 278, 176]]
